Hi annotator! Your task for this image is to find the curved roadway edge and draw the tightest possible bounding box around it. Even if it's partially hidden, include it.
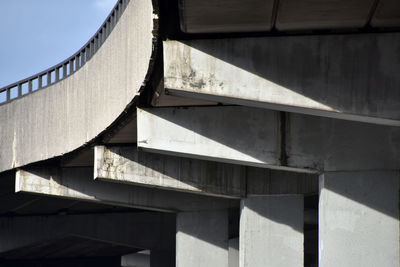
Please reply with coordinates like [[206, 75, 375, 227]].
[[0, 0, 157, 173]]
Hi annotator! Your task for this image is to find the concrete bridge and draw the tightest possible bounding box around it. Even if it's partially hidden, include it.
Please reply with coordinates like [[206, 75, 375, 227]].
[[0, 0, 399, 266]]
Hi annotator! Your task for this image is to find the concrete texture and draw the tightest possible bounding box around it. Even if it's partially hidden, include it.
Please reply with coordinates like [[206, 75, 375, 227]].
[[179, 0, 274, 33], [287, 113, 400, 171], [0, 212, 175, 253], [0, 0, 155, 172], [137, 106, 282, 170], [137, 106, 400, 172], [16, 167, 237, 212], [96, 145, 319, 197], [319, 171, 399, 267], [276, 0, 375, 30], [240, 195, 304, 267], [246, 168, 318, 195], [95, 145, 246, 198], [228, 238, 239, 267], [176, 210, 229, 267], [371, 0, 400, 27], [164, 34, 400, 126]]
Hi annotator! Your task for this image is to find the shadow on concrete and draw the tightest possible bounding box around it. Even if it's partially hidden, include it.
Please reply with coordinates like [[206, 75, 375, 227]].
[[321, 171, 399, 220], [242, 195, 304, 233], [106, 145, 246, 198], [178, 34, 400, 121], [142, 106, 400, 221]]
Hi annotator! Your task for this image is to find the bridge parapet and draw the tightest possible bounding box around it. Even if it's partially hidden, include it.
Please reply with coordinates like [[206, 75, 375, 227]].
[[0, 0, 156, 172], [0, 0, 129, 105]]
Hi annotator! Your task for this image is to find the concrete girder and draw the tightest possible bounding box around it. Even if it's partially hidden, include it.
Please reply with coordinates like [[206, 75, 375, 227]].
[[137, 106, 400, 172], [95, 145, 246, 198], [16, 167, 237, 212], [0, 212, 175, 254], [163, 34, 400, 126], [95, 145, 318, 197]]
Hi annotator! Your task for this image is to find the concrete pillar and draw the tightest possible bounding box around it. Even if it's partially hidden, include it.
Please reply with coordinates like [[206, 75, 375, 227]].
[[319, 171, 399, 267], [176, 210, 228, 267], [240, 195, 304, 267], [229, 238, 239, 267]]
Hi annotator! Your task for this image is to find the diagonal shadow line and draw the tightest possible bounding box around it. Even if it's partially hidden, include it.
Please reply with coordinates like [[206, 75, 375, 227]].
[[175, 34, 400, 122]]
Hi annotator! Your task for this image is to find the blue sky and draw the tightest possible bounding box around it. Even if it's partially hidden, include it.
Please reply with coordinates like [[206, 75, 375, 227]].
[[0, 0, 117, 89]]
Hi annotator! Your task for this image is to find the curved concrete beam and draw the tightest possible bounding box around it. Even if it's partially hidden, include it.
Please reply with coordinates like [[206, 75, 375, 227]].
[[0, 0, 156, 172]]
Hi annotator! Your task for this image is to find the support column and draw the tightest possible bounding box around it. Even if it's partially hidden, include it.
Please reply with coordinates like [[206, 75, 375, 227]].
[[240, 195, 304, 267], [229, 238, 239, 267], [176, 210, 228, 267], [319, 171, 399, 267]]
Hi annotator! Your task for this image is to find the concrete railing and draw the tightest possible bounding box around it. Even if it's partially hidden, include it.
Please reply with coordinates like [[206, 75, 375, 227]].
[[0, 0, 156, 172], [0, 0, 129, 105]]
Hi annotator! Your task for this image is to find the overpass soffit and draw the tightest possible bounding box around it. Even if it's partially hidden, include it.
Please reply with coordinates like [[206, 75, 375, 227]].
[[178, 0, 400, 34]]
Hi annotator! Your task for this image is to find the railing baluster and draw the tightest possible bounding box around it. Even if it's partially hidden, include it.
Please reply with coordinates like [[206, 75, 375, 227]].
[[70, 59, 75, 74], [6, 88, 10, 101], [80, 51, 84, 66], [75, 55, 80, 70], [47, 72, 51, 85], [38, 76, 42, 89], [0, 0, 126, 104], [55, 68, 60, 82]]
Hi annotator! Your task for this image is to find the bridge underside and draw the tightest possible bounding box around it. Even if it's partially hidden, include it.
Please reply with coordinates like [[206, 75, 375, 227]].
[[0, 0, 399, 266]]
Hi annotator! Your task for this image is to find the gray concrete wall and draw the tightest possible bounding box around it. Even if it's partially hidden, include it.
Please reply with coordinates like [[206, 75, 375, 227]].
[[0, 0, 155, 172], [164, 34, 400, 126], [319, 171, 399, 267]]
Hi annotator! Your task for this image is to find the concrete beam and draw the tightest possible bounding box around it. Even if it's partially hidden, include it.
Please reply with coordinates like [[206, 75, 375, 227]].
[[137, 106, 284, 170], [137, 106, 400, 172], [164, 34, 400, 126], [95, 145, 245, 198], [0, 212, 175, 253], [246, 168, 318, 195], [16, 167, 237, 212], [319, 171, 399, 267]]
